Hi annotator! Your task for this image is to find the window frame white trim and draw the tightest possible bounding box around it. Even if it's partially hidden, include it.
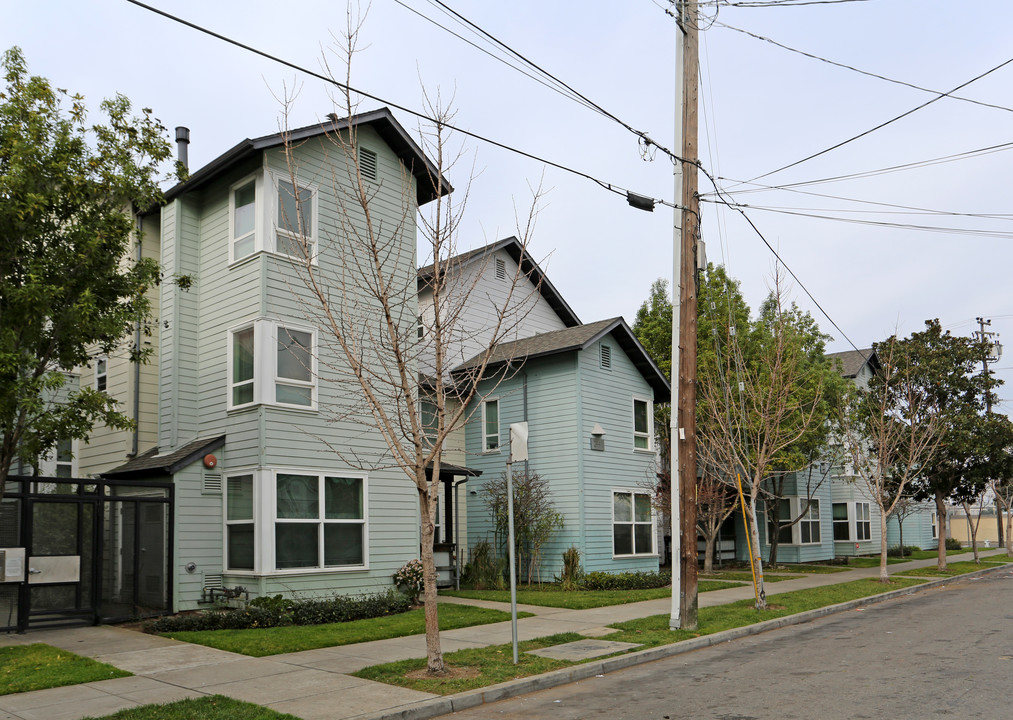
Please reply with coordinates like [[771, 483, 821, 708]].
[[482, 397, 500, 453], [764, 496, 822, 546], [632, 396, 653, 452], [271, 468, 369, 573], [798, 497, 821, 545], [227, 319, 318, 411], [94, 355, 108, 392], [611, 488, 657, 557], [228, 172, 262, 264], [224, 471, 257, 572], [832, 501, 851, 542], [855, 501, 872, 542], [269, 171, 319, 264]]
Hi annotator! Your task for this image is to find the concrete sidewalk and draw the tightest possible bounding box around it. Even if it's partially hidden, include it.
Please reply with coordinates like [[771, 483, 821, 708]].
[[2, 550, 1008, 720]]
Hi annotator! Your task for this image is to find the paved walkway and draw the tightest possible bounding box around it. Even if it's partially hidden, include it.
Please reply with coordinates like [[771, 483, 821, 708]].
[[1, 550, 1007, 720]]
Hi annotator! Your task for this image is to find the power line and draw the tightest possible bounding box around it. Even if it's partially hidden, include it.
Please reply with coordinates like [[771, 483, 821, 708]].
[[747, 55, 1013, 182], [715, 21, 1013, 115], [123, 0, 676, 209]]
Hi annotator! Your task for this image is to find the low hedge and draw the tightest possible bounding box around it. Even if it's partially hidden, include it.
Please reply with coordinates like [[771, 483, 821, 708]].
[[580, 570, 672, 591], [144, 589, 412, 633]]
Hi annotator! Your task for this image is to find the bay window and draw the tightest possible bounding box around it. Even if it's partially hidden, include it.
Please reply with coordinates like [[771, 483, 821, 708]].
[[228, 172, 318, 263], [228, 320, 317, 409], [276, 473, 365, 569]]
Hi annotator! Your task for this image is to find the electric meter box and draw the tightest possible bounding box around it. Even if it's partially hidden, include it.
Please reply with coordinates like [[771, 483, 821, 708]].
[[0, 548, 26, 582]]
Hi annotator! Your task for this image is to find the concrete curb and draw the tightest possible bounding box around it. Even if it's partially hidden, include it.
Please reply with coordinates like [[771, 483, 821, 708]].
[[355, 562, 1011, 720]]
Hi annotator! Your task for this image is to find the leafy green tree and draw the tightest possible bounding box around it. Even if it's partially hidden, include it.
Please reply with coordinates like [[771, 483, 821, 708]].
[[632, 278, 673, 482], [0, 47, 175, 500], [900, 320, 1012, 569]]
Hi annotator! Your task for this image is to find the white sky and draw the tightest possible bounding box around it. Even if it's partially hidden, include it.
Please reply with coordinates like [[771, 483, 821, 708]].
[[5, 0, 1013, 411]]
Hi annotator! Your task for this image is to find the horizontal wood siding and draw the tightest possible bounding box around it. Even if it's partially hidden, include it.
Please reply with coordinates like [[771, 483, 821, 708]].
[[577, 336, 659, 574], [886, 503, 937, 549]]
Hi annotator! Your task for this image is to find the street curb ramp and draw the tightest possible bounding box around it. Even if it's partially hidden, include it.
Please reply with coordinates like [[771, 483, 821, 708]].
[[352, 562, 1011, 720]]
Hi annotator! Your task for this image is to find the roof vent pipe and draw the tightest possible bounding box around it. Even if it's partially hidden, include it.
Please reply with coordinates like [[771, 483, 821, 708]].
[[175, 126, 190, 170]]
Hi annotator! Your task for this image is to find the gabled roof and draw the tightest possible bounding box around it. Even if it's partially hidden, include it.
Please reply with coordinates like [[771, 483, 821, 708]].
[[100, 435, 226, 480], [162, 108, 449, 206], [454, 317, 670, 401], [828, 348, 879, 379], [418, 236, 581, 328]]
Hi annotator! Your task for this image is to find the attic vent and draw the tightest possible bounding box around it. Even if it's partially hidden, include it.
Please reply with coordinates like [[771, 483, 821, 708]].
[[600, 344, 612, 370], [359, 147, 378, 181], [495, 257, 506, 280], [202, 471, 223, 495]]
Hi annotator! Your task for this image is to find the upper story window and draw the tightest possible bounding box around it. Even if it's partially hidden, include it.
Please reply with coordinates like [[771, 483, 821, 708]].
[[228, 319, 317, 410], [633, 397, 652, 451], [483, 398, 500, 452], [95, 355, 108, 392], [229, 171, 318, 264]]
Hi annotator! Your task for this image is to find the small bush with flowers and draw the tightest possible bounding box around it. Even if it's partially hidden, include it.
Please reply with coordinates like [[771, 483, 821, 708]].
[[393, 558, 425, 603]]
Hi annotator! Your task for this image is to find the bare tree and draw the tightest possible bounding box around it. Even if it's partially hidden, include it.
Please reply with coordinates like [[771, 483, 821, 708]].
[[694, 459, 737, 573], [960, 490, 989, 562], [890, 493, 922, 556], [840, 335, 943, 581], [698, 273, 840, 609], [277, 20, 545, 675]]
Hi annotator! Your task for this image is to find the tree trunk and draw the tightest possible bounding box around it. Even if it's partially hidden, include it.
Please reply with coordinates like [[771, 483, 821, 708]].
[[703, 531, 715, 574], [898, 518, 905, 557], [878, 508, 890, 582], [962, 501, 980, 563], [418, 486, 445, 674], [747, 495, 767, 609], [935, 492, 947, 571], [1006, 509, 1012, 557]]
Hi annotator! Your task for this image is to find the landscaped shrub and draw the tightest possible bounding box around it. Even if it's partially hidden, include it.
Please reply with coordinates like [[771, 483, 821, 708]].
[[887, 545, 920, 557], [558, 546, 583, 591], [580, 570, 672, 591], [465, 540, 505, 590], [945, 537, 963, 550], [144, 589, 411, 633], [393, 559, 425, 603]]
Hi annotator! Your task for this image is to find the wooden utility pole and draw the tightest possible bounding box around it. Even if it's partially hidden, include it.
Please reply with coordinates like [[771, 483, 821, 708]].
[[672, 0, 700, 631], [976, 316, 1004, 546]]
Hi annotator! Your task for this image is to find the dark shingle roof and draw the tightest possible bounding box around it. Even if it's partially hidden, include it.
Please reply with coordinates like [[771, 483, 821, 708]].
[[418, 237, 581, 328], [828, 348, 878, 378], [100, 436, 226, 480], [455, 317, 670, 401], [162, 108, 449, 206]]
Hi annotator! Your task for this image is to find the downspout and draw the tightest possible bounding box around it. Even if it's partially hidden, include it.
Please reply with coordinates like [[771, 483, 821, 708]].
[[521, 366, 529, 476], [131, 213, 143, 457]]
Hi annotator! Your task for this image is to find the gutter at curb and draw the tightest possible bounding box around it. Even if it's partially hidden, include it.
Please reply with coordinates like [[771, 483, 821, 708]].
[[351, 563, 1011, 720]]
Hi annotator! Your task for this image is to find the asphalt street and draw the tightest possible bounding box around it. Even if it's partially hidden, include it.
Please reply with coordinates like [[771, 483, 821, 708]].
[[448, 568, 1013, 720]]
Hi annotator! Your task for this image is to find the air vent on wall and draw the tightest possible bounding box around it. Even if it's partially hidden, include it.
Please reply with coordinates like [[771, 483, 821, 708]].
[[495, 257, 506, 280], [203, 471, 223, 495], [600, 344, 612, 370], [359, 147, 378, 181]]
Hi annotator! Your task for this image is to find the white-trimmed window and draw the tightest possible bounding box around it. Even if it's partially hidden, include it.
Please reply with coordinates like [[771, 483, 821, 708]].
[[613, 490, 655, 556], [633, 397, 652, 451], [770, 498, 793, 545], [855, 502, 872, 541], [228, 172, 318, 263], [275, 473, 365, 570], [226, 474, 255, 571], [799, 498, 821, 544], [833, 502, 850, 541], [95, 355, 108, 392], [483, 398, 500, 451], [230, 175, 259, 262], [931, 511, 938, 539], [274, 175, 317, 260], [228, 320, 317, 410]]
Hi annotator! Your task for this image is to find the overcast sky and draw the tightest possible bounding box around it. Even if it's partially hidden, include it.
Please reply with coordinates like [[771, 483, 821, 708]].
[[5, 0, 1013, 411]]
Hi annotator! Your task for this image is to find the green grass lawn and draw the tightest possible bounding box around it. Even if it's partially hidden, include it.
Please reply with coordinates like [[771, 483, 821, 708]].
[[763, 564, 850, 574], [357, 577, 928, 694], [80, 695, 300, 719], [0, 644, 130, 696], [440, 581, 742, 609], [160, 603, 528, 656], [837, 556, 906, 568], [895, 560, 998, 577]]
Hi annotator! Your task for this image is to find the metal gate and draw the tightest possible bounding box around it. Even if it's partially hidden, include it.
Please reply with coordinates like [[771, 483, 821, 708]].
[[0, 476, 173, 633]]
